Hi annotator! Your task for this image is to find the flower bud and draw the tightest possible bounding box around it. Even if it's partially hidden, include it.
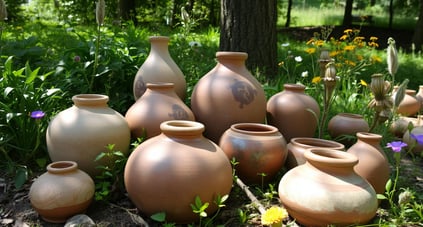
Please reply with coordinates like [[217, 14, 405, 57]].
[[387, 37, 398, 76], [96, 0, 105, 26]]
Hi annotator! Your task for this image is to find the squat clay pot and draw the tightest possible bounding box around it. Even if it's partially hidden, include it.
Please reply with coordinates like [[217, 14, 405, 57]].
[[124, 120, 233, 223], [285, 137, 345, 169], [346, 132, 390, 195], [29, 161, 94, 223], [46, 94, 131, 177], [279, 148, 378, 226], [267, 83, 320, 142], [125, 83, 195, 139], [392, 86, 421, 117], [190, 51, 266, 143], [328, 113, 370, 146], [219, 123, 287, 184], [133, 36, 186, 100]]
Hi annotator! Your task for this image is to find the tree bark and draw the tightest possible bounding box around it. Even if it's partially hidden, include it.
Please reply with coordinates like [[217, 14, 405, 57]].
[[119, 0, 136, 23], [342, 0, 354, 26], [412, 0, 423, 51], [220, 0, 278, 77], [285, 0, 293, 27]]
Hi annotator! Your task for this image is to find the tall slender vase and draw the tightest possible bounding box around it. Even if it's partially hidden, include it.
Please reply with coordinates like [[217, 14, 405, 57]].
[[219, 123, 287, 184], [190, 51, 266, 143], [266, 83, 320, 142], [125, 83, 195, 139], [346, 132, 390, 195], [133, 36, 186, 100], [46, 94, 131, 177], [279, 148, 378, 226], [124, 120, 233, 223]]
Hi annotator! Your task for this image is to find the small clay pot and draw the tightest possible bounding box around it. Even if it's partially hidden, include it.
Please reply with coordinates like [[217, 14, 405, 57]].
[[328, 113, 369, 146]]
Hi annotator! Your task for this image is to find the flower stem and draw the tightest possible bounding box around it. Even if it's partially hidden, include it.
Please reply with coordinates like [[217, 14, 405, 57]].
[[236, 177, 266, 214]]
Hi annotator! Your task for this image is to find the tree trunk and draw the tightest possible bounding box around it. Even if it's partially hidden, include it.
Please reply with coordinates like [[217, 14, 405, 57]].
[[119, 0, 136, 23], [342, 0, 353, 26], [389, 0, 394, 29], [220, 0, 278, 77], [285, 0, 293, 27], [412, 0, 423, 51]]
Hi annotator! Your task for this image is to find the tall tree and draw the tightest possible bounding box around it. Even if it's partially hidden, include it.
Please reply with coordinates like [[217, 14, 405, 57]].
[[220, 0, 278, 77], [412, 0, 423, 51], [285, 0, 293, 27], [342, 0, 354, 26]]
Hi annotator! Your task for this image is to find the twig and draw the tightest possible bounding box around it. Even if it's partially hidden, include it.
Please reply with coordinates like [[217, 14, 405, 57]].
[[235, 177, 266, 214]]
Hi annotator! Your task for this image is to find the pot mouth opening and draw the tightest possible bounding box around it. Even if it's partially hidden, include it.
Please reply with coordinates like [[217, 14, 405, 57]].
[[160, 120, 205, 136], [47, 161, 78, 173], [291, 137, 345, 150], [231, 123, 278, 134], [305, 148, 358, 166], [72, 94, 109, 106]]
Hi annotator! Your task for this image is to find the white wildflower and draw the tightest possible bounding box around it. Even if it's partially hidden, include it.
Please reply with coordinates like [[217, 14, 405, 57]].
[[295, 56, 303, 62], [189, 41, 202, 47], [301, 71, 309, 78]]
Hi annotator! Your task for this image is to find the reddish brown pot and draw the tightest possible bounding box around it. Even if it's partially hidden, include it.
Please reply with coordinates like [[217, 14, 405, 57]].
[[266, 83, 320, 142], [403, 126, 423, 154], [125, 83, 195, 139], [346, 132, 390, 195], [124, 120, 233, 223], [133, 36, 186, 100], [219, 123, 287, 184], [392, 86, 421, 117], [278, 148, 378, 226], [285, 137, 345, 169], [190, 51, 266, 143], [328, 113, 370, 146], [29, 161, 94, 223]]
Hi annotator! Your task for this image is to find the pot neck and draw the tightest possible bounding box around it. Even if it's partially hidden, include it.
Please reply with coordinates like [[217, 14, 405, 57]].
[[356, 132, 382, 145], [149, 36, 170, 54], [216, 51, 248, 68], [160, 120, 204, 138], [47, 161, 78, 174], [304, 148, 358, 174], [230, 123, 278, 136], [145, 83, 176, 94], [72, 94, 109, 107], [283, 83, 306, 93]]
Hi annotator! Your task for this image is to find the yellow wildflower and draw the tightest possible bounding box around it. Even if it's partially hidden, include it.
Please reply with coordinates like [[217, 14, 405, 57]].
[[315, 39, 325, 47], [370, 36, 378, 41], [360, 79, 368, 87], [344, 45, 356, 51], [261, 206, 288, 226], [306, 38, 314, 45], [344, 29, 353, 34], [305, 47, 316, 54], [371, 55, 382, 63], [312, 76, 322, 84], [356, 54, 364, 61], [340, 34, 348, 41], [329, 50, 339, 57], [278, 61, 284, 67], [345, 60, 356, 67]]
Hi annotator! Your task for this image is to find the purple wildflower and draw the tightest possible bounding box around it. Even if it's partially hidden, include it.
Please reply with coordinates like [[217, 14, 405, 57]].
[[386, 141, 407, 153], [30, 110, 45, 119], [74, 55, 81, 62], [411, 133, 423, 145]]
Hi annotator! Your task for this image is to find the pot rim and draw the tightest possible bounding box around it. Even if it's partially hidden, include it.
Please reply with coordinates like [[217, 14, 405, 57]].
[[304, 148, 358, 167], [290, 137, 345, 150], [47, 161, 78, 174], [160, 120, 205, 136], [72, 94, 109, 106], [230, 123, 279, 135]]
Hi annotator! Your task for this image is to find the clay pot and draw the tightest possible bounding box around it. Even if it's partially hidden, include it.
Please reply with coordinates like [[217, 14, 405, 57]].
[[267, 83, 320, 142], [46, 94, 131, 177], [124, 120, 233, 223], [416, 85, 423, 111], [390, 116, 423, 138], [278, 148, 378, 226], [392, 86, 420, 117], [133, 36, 186, 100], [29, 161, 94, 223], [190, 51, 266, 143], [285, 137, 345, 169], [125, 83, 195, 139], [403, 126, 423, 154], [219, 123, 287, 184], [346, 132, 390, 195], [328, 113, 370, 146]]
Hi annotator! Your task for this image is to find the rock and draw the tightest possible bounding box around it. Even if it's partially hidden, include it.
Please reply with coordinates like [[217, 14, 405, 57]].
[[64, 214, 95, 227]]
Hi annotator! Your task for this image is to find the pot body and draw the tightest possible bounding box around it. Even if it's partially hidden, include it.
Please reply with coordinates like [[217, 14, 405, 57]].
[[124, 120, 233, 223], [279, 148, 378, 227], [133, 36, 186, 100], [285, 137, 345, 169], [267, 83, 320, 142], [190, 51, 266, 143], [219, 123, 287, 184], [46, 94, 131, 177], [125, 83, 195, 139], [328, 113, 370, 146], [346, 132, 390, 195], [416, 85, 423, 112], [29, 161, 95, 223], [403, 126, 423, 154], [393, 87, 420, 117]]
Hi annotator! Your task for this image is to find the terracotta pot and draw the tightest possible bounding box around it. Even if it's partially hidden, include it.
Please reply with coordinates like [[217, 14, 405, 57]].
[[285, 137, 345, 169], [219, 123, 287, 184], [133, 36, 186, 100], [346, 132, 390, 195], [267, 83, 320, 142], [190, 51, 266, 143], [403, 126, 423, 154], [328, 113, 370, 146], [46, 94, 131, 177], [124, 120, 233, 223], [29, 161, 95, 223], [390, 115, 423, 138], [392, 86, 420, 117], [125, 83, 195, 139], [278, 148, 378, 226], [416, 85, 423, 111]]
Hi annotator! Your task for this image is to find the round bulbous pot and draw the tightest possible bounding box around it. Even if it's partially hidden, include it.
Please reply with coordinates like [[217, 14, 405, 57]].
[[219, 123, 287, 184], [390, 115, 423, 138], [124, 120, 233, 223], [46, 94, 131, 177], [279, 148, 378, 227], [125, 83, 195, 139], [346, 132, 390, 195], [133, 36, 186, 100], [328, 113, 370, 146], [29, 161, 95, 223], [266, 83, 320, 142], [285, 137, 345, 169], [190, 51, 267, 143], [403, 126, 423, 154], [392, 86, 421, 117]]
